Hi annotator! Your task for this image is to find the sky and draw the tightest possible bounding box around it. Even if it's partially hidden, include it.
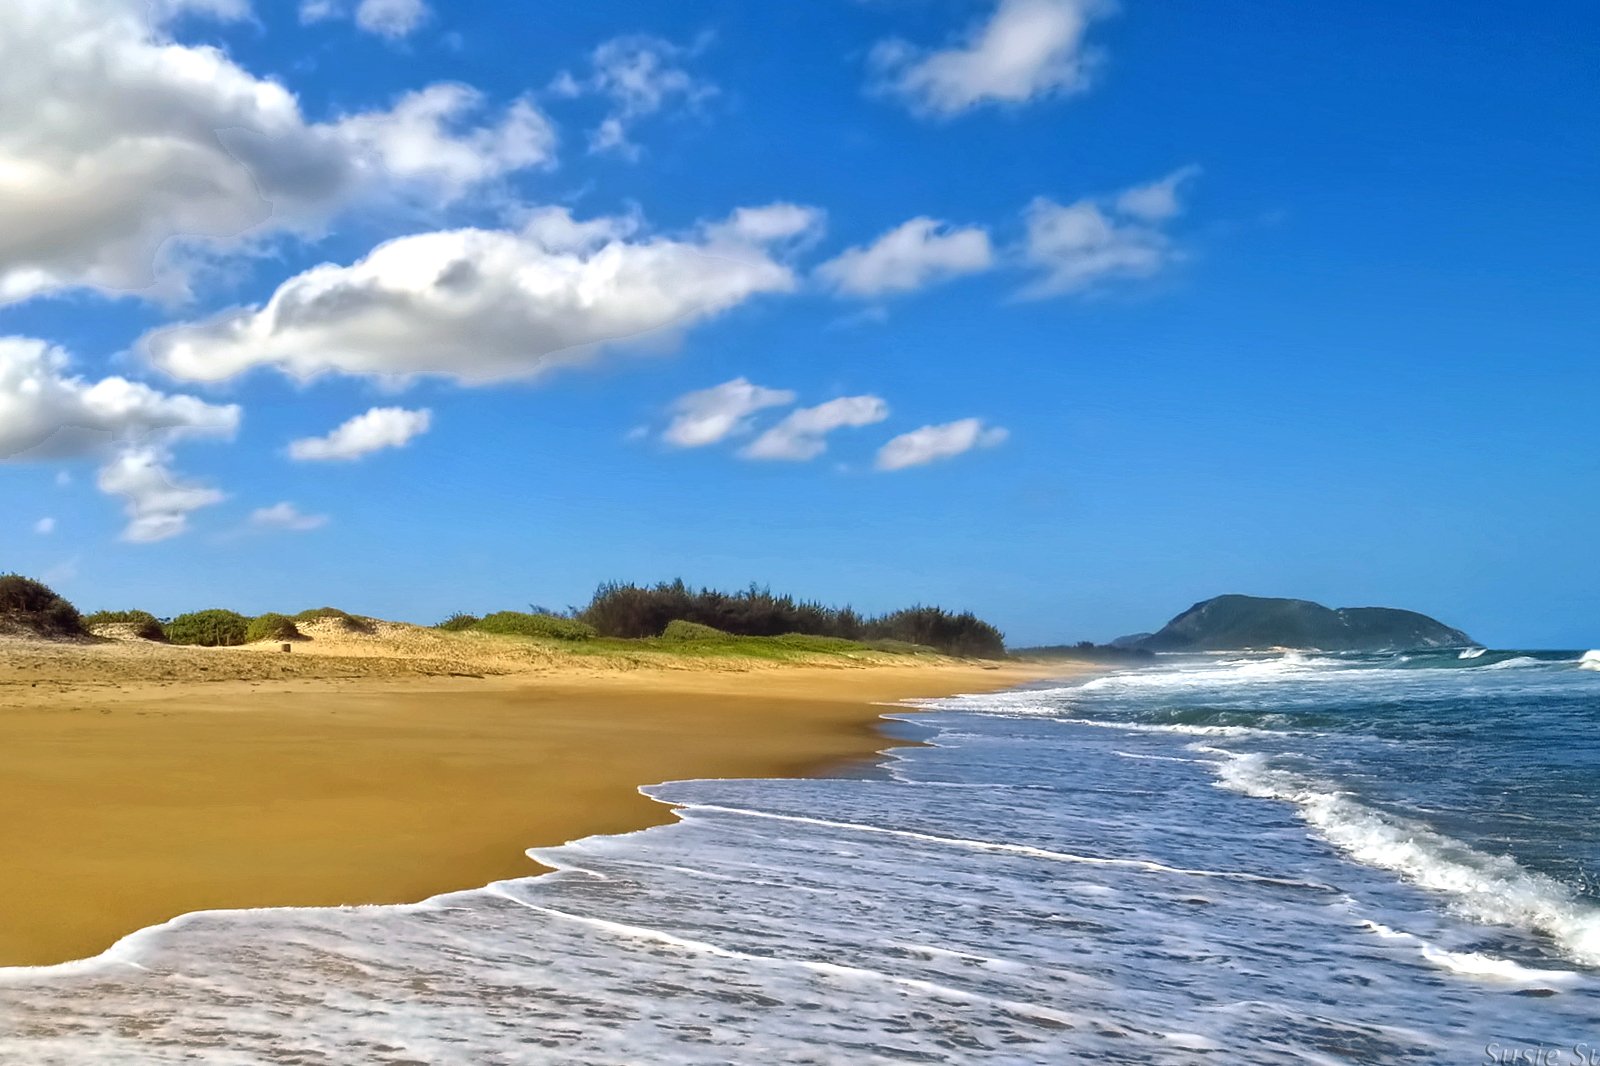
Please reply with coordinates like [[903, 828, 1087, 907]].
[[2, 0, 1596, 649]]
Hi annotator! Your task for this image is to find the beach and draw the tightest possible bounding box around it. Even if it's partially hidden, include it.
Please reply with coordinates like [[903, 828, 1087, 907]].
[[0, 627, 1059, 968]]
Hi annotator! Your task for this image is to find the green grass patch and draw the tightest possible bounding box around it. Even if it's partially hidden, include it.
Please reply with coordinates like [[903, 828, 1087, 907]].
[[472, 611, 597, 642], [434, 613, 480, 632]]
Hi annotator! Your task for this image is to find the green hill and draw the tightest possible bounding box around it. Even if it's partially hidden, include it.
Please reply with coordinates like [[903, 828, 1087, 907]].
[[1131, 594, 1473, 652]]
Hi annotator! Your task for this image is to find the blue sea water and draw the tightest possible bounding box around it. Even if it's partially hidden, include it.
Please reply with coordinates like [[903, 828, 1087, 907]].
[[2, 649, 1599, 1063]]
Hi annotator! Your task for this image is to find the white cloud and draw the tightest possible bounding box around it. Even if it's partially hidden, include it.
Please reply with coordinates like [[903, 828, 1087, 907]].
[[1114, 165, 1203, 222], [553, 35, 716, 159], [96, 446, 225, 542], [871, 0, 1109, 116], [356, 0, 428, 39], [1021, 167, 1198, 297], [145, 204, 821, 385], [0, 336, 240, 462], [248, 502, 329, 532], [818, 218, 994, 297], [34, 517, 56, 535], [876, 418, 1008, 471], [333, 85, 555, 202], [663, 379, 797, 449], [741, 396, 890, 462], [0, 0, 552, 304], [289, 406, 432, 461], [298, 0, 429, 39]]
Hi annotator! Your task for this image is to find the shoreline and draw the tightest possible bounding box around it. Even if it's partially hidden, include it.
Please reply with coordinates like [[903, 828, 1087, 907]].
[[0, 635, 1079, 968]]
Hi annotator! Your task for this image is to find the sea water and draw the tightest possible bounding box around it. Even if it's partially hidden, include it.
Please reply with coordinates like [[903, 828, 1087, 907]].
[[2, 649, 1598, 1063]]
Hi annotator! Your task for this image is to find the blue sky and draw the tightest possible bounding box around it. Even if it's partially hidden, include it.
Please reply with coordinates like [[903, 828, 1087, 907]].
[[2, 0, 1596, 648]]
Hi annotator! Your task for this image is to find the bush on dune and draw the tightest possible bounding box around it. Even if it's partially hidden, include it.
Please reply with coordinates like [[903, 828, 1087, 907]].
[[84, 609, 166, 641], [245, 613, 303, 643], [434, 613, 480, 632], [660, 619, 730, 641], [165, 609, 252, 647], [473, 611, 597, 642], [293, 607, 373, 633], [0, 574, 85, 637]]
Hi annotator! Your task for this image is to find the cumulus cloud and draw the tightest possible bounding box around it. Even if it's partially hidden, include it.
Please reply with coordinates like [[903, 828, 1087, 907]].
[[0, 0, 552, 304], [96, 446, 225, 542], [663, 379, 797, 449], [741, 396, 890, 462], [1021, 167, 1199, 297], [0, 336, 240, 462], [871, 0, 1109, 116], [146, 203, 822, 385], [876, 418, 1008, 471], [289, 406, 433, 461], [552, 35, 717, 159], [248, 502, 330, 532], [818, 218, 994, 297]]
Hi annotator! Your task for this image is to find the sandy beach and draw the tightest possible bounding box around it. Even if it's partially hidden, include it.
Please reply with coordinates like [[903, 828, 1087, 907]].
[[0, 626, 1068, 968]]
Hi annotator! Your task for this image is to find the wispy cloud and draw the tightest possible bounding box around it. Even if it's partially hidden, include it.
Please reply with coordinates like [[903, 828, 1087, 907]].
[[876, 418, 1008, 471], [818, 218, 994, 298], [662, 379, 798, 448], [741, 396, 890, 462], [870, 0, 1110, 117]]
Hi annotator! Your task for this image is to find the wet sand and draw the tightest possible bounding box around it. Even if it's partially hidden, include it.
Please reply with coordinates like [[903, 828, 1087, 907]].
[[0, 644, 1069, 967]]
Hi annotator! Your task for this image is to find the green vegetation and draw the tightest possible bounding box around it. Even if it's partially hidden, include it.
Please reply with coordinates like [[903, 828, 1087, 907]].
[[434, 613, 480, 632], [245, 613, 303, 643], [83, 609, 166, 641], [577, 580, 1005, 658], [1133, 594, 1474, 652], [472, 611, 598, 641], [1011, 641, 1155, 664], [0, 574, 85, 637], [165, 609, 252, 647], [660, 619, 729, 641], [292, 607, 373, 632]]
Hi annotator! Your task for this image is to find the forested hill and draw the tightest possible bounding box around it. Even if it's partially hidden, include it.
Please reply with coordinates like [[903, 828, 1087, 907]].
[[1127, 595, 1474, 652]]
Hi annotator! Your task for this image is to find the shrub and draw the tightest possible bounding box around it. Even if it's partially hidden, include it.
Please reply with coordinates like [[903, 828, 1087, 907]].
[[293, 607, 373, 633], [84, 609, 166, 641], [435, 613, 480, 632], [166, 609, 252, 647], [473, 611, 597, 642], [660, 619, 730, 641], [0, 574, 85, 637], [245, 613, 302, 643], [864, 606, 1005, 659]]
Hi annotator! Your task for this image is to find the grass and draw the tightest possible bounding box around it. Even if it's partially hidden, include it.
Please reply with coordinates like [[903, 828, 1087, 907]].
[[472, 611, 597, 642], [292, 607, 374, 633]]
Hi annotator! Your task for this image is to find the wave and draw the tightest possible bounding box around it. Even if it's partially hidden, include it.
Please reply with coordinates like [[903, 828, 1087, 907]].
[[1459, 648, 1487, 659], [1215, 754, 1600, 967], [1357, 921, 1578, 984], [1581, 651, 1600, 672]]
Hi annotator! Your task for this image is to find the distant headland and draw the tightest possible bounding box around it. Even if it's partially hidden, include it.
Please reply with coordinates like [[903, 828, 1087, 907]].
[[1115, 594, 1474, 653]]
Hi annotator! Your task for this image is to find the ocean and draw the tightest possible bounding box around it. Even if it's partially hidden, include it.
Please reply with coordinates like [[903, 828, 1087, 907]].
[[2, 649, 1598, 1063]]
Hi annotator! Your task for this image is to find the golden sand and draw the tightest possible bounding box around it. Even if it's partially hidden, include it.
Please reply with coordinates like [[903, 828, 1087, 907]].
[[0, 628, 1072, 967]]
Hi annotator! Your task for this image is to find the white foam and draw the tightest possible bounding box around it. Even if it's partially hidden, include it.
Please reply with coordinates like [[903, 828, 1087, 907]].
[[1580, 650, 1600, 671], [1459, 647, 1488, 659], [1358, 921, 1576, 984], [1217, 754, 1600, 967]]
